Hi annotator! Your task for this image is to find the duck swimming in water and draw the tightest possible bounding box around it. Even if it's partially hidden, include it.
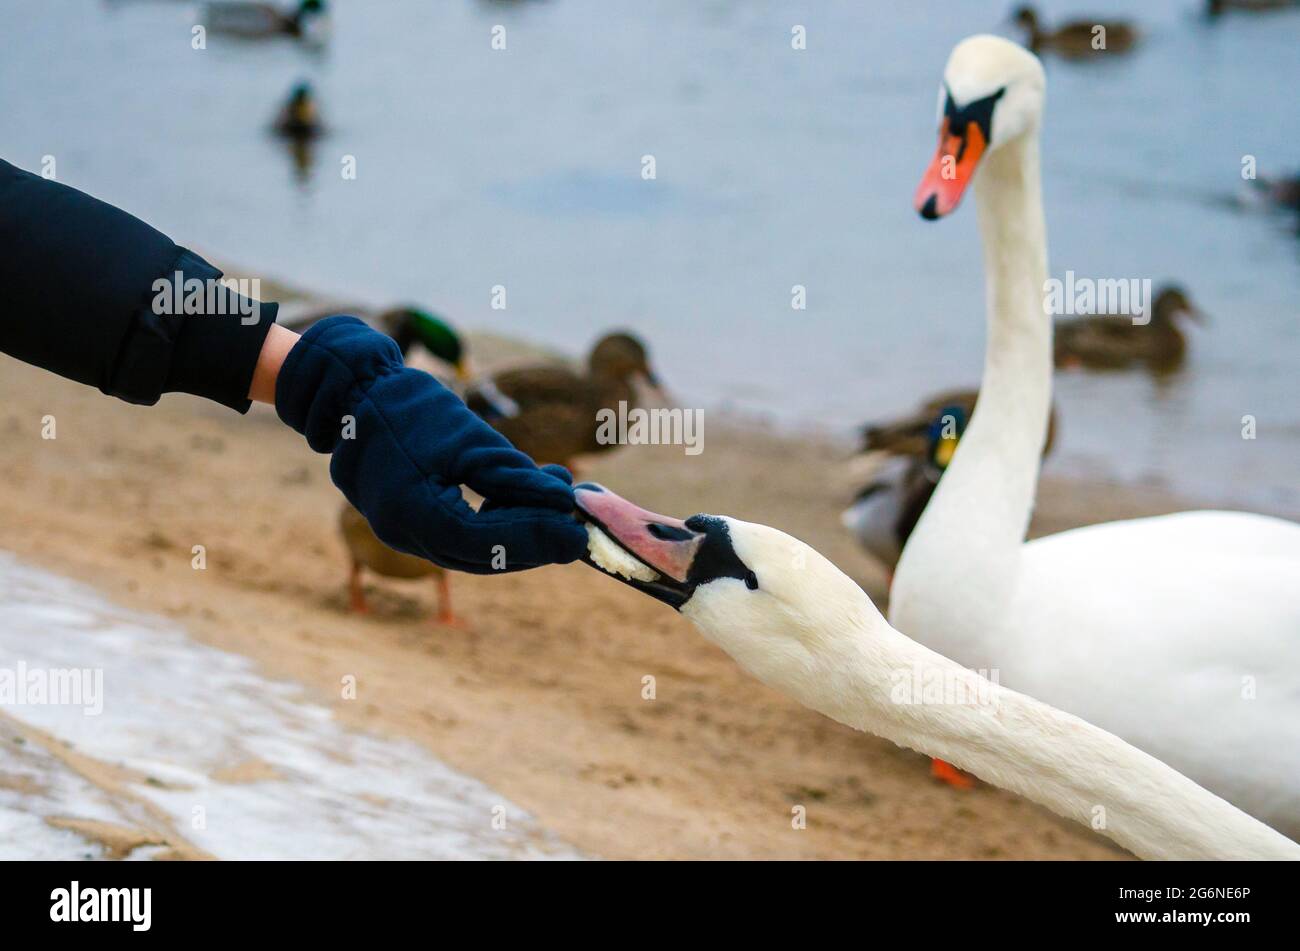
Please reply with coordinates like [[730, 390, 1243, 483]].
[[273, 82, 323, 140], [206, 0, 328, 40], [1053, 284, 1204, 374], [574, 483, 1300, 860], [1207, 0, 1299, 16], [1011, 4, 1137, 57]]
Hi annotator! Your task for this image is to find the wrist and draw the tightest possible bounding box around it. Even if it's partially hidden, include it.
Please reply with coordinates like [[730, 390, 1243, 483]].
[[249, 324, 301, 404]]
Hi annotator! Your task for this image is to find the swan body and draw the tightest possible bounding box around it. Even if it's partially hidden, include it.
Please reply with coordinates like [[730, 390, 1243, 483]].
[[573, 483, 1300, 860], [895, 35, 1300, 836]]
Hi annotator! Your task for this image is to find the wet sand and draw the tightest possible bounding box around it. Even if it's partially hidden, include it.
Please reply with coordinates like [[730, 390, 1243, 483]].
[[0, 301, 1234, 860]]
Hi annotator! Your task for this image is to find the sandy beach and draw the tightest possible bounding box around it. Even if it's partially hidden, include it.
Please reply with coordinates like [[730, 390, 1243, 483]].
[[4, 273, 1260, 860]]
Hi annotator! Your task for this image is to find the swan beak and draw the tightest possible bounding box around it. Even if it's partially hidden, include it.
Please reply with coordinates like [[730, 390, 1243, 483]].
[[915, 117, 987, 220], [574, 483, 704, 607]]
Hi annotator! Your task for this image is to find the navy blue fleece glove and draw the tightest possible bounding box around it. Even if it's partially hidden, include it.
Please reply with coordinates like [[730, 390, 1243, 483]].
[[275, 316, 588, 573]]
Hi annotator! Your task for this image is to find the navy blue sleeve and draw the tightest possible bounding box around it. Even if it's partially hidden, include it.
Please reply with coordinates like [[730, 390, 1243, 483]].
[[0, 158, 277, 412]]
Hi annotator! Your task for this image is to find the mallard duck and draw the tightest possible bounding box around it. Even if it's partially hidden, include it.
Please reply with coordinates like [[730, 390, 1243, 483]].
[[1208, 0, 1299, 16], [1012, 4, 1137, 57], [1054, 285, 1204, 373], [280, 305, 479, 381], [303, 308, 481, 626], [376, 307, 468, 375], [463, 332, 661, 468], [860, 388, 1057, 458], [843, 405, 967, 573], [339, 503, 462, 626], [273, 82, 323, 140], [206, 0, 327, 39], [842, 405, 967, 576]]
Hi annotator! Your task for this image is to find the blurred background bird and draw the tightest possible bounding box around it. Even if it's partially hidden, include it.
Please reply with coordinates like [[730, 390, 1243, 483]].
[[1207, 0, 1300, 17], [205, 0, 328, 40], [860, 387, 1058, 459], [1054, 284, 1204, 374], [1012, 4, 1137, 56], [261, 304, 470, 625], [843, 404, 968, 577], [339, 504, 462, 626], [273, 81, 323, 140], [463, 332, 663, 471]]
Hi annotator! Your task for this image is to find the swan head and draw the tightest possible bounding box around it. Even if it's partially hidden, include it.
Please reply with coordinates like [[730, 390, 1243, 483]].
[[576, 483, 885, 695], [915, 35, 1045, 219]]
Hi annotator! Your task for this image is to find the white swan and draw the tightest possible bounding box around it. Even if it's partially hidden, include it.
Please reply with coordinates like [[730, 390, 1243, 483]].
[[892, 35, 1300, 834], [574, 482, 1300, 860]]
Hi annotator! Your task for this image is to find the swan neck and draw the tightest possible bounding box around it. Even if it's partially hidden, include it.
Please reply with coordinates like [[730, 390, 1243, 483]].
[[847, 626, 1300, 860], [969, 133, 1052, 516], [890, 132, 1053, 649]]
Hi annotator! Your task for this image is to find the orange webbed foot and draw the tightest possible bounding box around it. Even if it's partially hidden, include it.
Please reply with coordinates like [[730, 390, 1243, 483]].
[[931, 758, 976, 789]]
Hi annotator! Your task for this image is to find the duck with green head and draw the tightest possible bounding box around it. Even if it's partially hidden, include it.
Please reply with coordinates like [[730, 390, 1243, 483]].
[[378, 307, 467, 376], [861, 387, 1057, 459], [843, 404, 968, 577], [274, 81, 323, 140]]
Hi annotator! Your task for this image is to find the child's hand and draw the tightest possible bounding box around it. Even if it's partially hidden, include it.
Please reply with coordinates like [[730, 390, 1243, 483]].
[[275, 316, 587, 573]]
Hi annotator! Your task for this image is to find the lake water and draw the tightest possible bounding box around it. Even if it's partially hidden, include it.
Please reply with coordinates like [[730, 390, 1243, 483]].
[[2, 0, 1297, 511]]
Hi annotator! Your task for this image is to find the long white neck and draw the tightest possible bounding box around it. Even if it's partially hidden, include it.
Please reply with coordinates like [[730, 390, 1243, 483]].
[[824, 619, 1300, 860], [892, 132, 1052, 648]]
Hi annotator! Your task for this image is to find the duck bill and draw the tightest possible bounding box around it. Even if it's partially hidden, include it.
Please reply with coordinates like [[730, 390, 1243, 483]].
[[640, 368, 666, 402], [914, 117, 987, 220], [574, 483, 703, 609]]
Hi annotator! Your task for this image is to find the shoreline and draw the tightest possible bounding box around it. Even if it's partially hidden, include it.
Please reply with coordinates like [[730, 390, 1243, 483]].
[[2, 270, 1271, 859]]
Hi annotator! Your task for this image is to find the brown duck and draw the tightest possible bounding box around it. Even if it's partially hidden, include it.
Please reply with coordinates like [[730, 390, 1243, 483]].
[[1207, 0, 1299, 16], [464, 332, 661, 469], [339, 503, 462, 626], [1054, 285, 1203, 374], [1013, 5, 1138, 57], [861, 387, 1058, 459]]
